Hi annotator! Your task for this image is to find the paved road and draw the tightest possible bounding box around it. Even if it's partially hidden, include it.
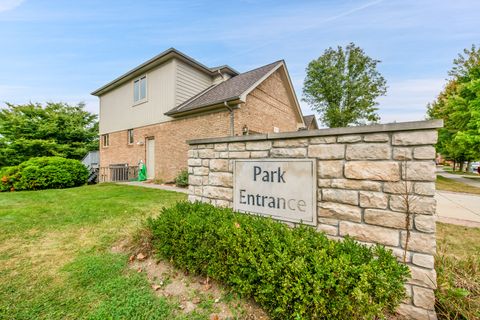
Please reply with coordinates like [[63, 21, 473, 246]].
[[435, 190, 480, 227]]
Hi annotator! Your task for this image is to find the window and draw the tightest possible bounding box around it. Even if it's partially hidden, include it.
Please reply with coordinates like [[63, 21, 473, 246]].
[[102, 134, 109, 147], [133, 75, 147, 103], [127, 129, 134, 144]]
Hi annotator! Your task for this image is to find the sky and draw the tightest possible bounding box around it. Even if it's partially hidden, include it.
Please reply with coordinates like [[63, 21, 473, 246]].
[[0, 0, 479, 125]]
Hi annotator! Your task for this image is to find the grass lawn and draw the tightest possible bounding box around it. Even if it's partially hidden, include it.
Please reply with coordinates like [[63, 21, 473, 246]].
[[436, 223, 480, 318], [0, 184, 191, 319], [436, 175, 480, 195]]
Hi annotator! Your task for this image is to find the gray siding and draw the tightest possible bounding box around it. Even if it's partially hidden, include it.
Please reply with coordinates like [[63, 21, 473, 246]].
[[175, 60, 212, 106]]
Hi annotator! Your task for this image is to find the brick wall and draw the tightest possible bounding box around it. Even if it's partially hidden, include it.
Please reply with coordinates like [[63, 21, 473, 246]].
[[187, 120, 443, 320], [100, 68, 303, 182]]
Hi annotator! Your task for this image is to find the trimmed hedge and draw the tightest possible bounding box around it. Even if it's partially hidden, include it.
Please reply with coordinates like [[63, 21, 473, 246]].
[[148, 201, 410, 319], [0, 157, 88, 191]]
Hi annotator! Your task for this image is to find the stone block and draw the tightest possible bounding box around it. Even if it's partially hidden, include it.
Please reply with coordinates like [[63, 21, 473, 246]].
[[250, 151, 269, 158], [363, 133, 389, 142], [401, 231, 436, 255], [203, 186, 233, 201], [272, 138, 308, 147], [339, 221, 400, 246], [403, 161, 436, 181], [188, 158, 202, 167], [188, 195, 200, 203], [318, 202, 362, 222], [214, 143, 228, 151], [246, 141, 272, 151], [412, 253, 434, 269], [310, 136, 336, 144], [322, 189, 358, 205], [271, 148, 306, 158], [414, 182, 436, 196], [228, 143, 246, 151], [209, 159, 229, 172], [193, 167, 209, 176], [330, 179, 382, 191], [188, 149, 198, 158], [209, 172, 233, 187], [359, 191, 388, 209], [346, 144, 391, 160], [408, 264, 437, 289], [393, 147, 413, 160], [344, 161, 400, 181], [392, 130, 438, 146], [396, 303, 437, 320], [188, 175, 203, 186], [317, 179, 332, 187], [202, 159, 209, 166], [316, 224, 338, 236], [218, 152, 229, 158], [414, 146, 436, 160], [390, 195, 436, 215], [317, 161, 344, 178], [383, 181, 414, 194], [337, 135, 362, 143], [364, 209, 411, 229], [415, 215, 436, 233], [413, 286, 435, 309], [229, 151, 250, 159], [318, 217, 339, 225], [308, 144, 345, 159], [198, 149, 215, 159]]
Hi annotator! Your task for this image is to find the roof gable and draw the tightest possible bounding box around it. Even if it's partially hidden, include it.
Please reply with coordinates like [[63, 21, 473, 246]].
[[165, 61, 282, 116], [91, 48, 238, 96]]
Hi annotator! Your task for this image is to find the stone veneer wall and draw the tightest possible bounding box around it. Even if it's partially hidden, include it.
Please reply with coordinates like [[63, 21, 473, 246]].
[[187, 120, 443, 320]]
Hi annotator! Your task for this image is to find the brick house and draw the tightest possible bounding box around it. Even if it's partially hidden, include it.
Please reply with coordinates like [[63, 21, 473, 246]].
[[92, 48, 313, 182]]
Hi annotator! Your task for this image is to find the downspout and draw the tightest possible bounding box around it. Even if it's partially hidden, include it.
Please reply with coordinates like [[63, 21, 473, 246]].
[[224, 101, 234, 136]]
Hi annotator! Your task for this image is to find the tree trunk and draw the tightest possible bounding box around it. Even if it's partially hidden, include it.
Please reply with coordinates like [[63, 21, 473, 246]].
[[452, 160, 456, 172]]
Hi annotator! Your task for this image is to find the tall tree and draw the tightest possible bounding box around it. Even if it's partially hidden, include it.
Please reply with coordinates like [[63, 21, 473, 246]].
[[0, 102, 98, 167], [302, 43, 387, 127], [427, 45, 480, 170]]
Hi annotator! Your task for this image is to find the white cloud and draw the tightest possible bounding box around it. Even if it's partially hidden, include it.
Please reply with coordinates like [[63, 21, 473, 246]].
[[0, 0, 24, 13]]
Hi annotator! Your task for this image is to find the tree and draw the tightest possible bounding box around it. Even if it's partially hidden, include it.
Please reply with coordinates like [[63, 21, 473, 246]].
[[427, 45, 480, 170], [302, 43, 387, 128], [0, 102, 98, 167]]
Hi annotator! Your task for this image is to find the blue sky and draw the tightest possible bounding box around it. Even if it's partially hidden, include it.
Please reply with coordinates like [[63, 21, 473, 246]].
[[1, 0, 479, 124]]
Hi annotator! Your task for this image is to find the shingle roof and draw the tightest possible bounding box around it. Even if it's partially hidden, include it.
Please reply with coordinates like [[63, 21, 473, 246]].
[[303, 115, 315, 127], [165, 60, 282, 116]]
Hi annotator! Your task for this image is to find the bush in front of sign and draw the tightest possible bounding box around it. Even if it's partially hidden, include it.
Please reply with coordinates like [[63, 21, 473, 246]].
[[147, 201, 410, 319]]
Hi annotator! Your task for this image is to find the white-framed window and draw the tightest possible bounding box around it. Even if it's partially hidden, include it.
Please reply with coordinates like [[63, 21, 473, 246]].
[[127, 129, 134, 144], [133, 75, 147, 103], [102, 134, 109, 147]]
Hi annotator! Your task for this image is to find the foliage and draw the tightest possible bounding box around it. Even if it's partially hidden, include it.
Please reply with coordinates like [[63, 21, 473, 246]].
[[148, 201, 409, 320], [175, 169, 189, 187], [303, 42, 387, 127], [435, 223, 480, 319], [0, 102, 98, 167], [428, 45, 480, 168], [0, 156, 89, 191]]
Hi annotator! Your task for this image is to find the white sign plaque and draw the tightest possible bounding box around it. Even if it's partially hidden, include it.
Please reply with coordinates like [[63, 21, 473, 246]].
[[233, 159, 317, 225]]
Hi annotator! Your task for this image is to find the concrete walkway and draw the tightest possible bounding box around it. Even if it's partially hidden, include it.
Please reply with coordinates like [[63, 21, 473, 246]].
[[436, 167, 480, 188], [117, 181, 189, 194], [435, 190, 480, 227]]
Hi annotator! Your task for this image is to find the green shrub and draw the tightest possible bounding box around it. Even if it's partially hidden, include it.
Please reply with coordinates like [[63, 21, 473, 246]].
[[0, 157, 88, 191], [148, 201, 410, 319], [0, 166, 20, 192], [174, 169, 189, 187]]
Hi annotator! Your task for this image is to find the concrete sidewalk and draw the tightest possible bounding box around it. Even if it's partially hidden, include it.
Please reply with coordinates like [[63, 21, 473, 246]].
[[435, 190, 480, 227], [436, 168, 480, 188]]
